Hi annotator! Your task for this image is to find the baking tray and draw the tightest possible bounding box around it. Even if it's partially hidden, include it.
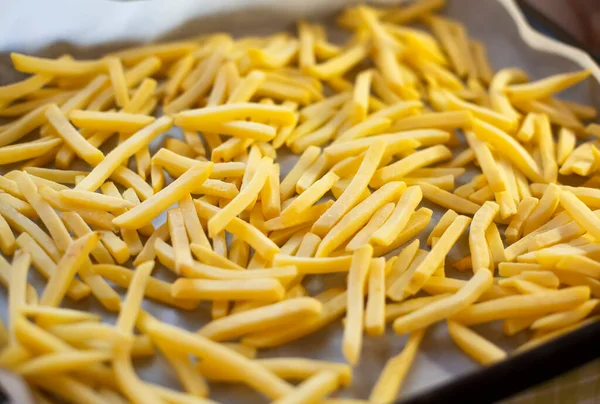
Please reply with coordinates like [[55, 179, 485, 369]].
[[1, 0, 600, 403]]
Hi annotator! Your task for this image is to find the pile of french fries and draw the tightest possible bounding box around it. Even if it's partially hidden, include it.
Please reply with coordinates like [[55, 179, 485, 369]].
[[1, 0, 600, 402]]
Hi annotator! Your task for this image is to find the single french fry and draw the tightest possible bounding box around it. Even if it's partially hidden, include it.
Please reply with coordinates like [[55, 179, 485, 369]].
[[507, 70, 591, 102], [531, 299, 598, 331], [114, 162, 212, 229], [45, 104, 104, 165], [365, 258, 386, 336], [199, 297, 322, 341], [371, 186, 422, 246], [208, 157, 272, 236], [523, 183, 561, 235], [343, 244, 373, 365], [8, 251, 31, 335], [40, 232, 100, 306], [506, 197, 539, 244], [369, 329, 424, 403], [0, 137, 63, 165], [172, 278, 285, 301], [560, 190, 600, 241], [313, 140, 386, 237], [405, 215, 472, 295], [453, 286, 591, 325], [470, 201, 499, 272], [447, 321, 506, 365], [394, 269, 493, 334], [307, 41, 368, 79], [418, 182, 480, 215], [75, 116, 172, 192]]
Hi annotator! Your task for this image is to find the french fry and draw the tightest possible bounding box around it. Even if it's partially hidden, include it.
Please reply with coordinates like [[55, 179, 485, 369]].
[[313, 140, 386, 237], [418, 182, 480, 214], [0, 137, 63, 165], [114, 162, 212, 229], [469, 202, 499, 272], [531, 299, 598, 331], [75, 116, 172, 191], [371, 186, 422, 246], [369, 329, 424, 403], [560, 190, 600, 241], [8, 250, 31, 334], [365, 258, 386, 336], [507, 70, 591, 102], [172, 278, 285, 301], [347, 202, 395, 251], [453, 286, 591, 325], [394, 269, 492, 334], [343, 244, 373, 365], [447, 321, 506, 365]]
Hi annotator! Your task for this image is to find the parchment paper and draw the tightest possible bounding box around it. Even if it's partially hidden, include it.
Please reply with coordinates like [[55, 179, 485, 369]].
[[1, 0, 599, 402]]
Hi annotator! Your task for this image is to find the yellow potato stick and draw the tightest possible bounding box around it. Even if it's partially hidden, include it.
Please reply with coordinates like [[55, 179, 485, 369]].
[[372, 208, 432, 258], [0, 137, 63, 165], [113, 342, 163, 404], [273, 254, 353, 274], [307, 41, 368, 79], [272, 369, 339, 404], [446, 321, 507, 365], [104, 57, 129, 107], [69, 110, 155, 132], [281, 171, 339, 221], [23, 167, 88, 184], [175, 102, 296, 130], [178, 195, 211, 250], [0, 203, 61, 262], [15, 350, 111, 376], [59, 189, 134, 212], [385, 240, 420, 294], [324, 133, 422, 163], [313, 140, 386, 237], [472, 118, 544, 183], [166, 208, 193, 276], [172, 278, 285, 301], [385, 294, 452, 323], [517, 112, 536, 143], [347, 202, 395, 251], [8, 250, 31, 334], [368, 329, 424, 403], [371, 145, 451, 188], [261, 163, 281, 220], [75, 116, 172, 191], [190, 244, 243, 270], [343, 244, 372, 365], [365, 257, 386, 336], [453, 286, 591, 325], [523, 183, 561, 235], [499, 270, 560, 289], [394, 268, 492, 334], [464, 131, 505, 193], [44, 104, 104, 166], [405, 215, 471, 295], [29, 374, 110, 404], [427, 210, 458, 247], [208, 157, 271, 236], [226, 70, 266, 103], [244, 358, 352, 386], [199, 297, 322, 341], [265, 201, 333, 232], [114, 162, 212, 229], [391, 111, 472, 132], [352, 69, 372, 121], [371, 186, 422, 246], [0, 105, 49, 147], [531, 299, 598, 331], [556, 127, 576, 166], [291, 103, 353, 152], [555, 255, 600, 280], [507, 70, 591, 102], [534, 114, 558, 182], [444, 90, 516, 132], [316, 182, 406, 257], [418, 182, 480, 215], [19, 305, 99, 328], [470, 202, 499, 272], [11, 53, 106, 76], [115, 261, 154, 335], [40, 232, 100, 307]]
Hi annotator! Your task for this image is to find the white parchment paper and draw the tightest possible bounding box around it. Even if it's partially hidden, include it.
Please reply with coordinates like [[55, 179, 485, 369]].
[[1, 0, 599, 402]]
